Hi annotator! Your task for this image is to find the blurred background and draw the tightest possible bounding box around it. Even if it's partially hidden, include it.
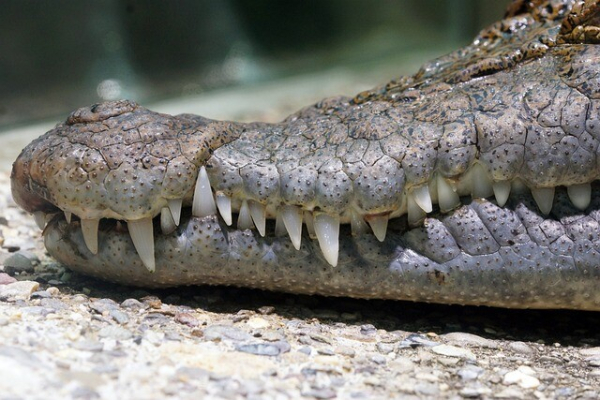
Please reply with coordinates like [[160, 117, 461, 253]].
[[0, 0, 510, 130]]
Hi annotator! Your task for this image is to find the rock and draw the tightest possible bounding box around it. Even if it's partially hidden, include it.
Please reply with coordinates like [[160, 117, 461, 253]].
[[98, 325, 133, 341], [236, 341, 291, 356], [89, 298, 119, 314], [247, 316, 270, 329], [503, 366, 540, 389], [508, 341, 535, 355], [442, 332, 499, 349], [398, 333, 440, 349], [204, 325, 252, 342], [580, 347, 600, 357], [0, 272, 17, 285], [0, 280, 39, 301], [458, 365, 484, 381], [2, 253, 37, 274], [459, 385, 492, 398], [109, 309, 130, 325], [431, 344, 476, 360]]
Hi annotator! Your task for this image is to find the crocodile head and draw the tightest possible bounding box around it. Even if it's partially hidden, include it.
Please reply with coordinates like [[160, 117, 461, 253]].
[[10, 0, 600, 310]]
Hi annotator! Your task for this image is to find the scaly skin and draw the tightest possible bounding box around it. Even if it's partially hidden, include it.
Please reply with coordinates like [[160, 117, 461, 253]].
[[10, 0, 600, 310]]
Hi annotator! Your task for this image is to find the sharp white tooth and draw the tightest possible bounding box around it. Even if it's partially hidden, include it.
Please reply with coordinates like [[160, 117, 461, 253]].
[[471, 163, 494, 199], [192, 166, 217, 217], [275, 213, 286, 236], [33, 211, 46, 229], [81, 218, 100, 254], [412, 185, 433, 213], [531, 187, 555, 215], [350, 210, 369, 236], [492, 181, 511, 207], [160, 207, 177, 235], [407, 193, 426, 225], [248, 201, 267, 237], [313, 213, 340, 267], [128, 218, 156, 273], [167, 198, 182, 226], [281, 205, 303, 250], [237, 200, 254, 230], [437, 175, 460, 212], [304, 211, 317, 239], [215, 193, 232, 226], [366, 214, 388, 242], [567, 183, 591, 210], [65, 212, 72, 224]]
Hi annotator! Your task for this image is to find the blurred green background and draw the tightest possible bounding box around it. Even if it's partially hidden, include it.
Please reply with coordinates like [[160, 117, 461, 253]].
[[0, 0, 510, 129]]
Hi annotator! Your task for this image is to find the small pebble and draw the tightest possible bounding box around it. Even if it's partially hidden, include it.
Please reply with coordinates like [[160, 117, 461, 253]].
[[3, 253, 36, 274], [509, 341, 535, 355], [503, 366, 540, 389], [0, 280, 39, 301], [431, 344, 476, 360]]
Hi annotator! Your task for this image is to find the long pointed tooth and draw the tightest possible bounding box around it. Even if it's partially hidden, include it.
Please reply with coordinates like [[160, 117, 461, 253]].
[[81, 218, 100, 254], [412, 185, 433, 213], [167, 199, 182, 226], [531, 187, 555, 215], [248, 201, 266, 237], [304, 211, 317, 239], [437, 175, 460, 212], [160, 207, 177, 235], [64, 211, 72, 224], [215, 193, 232, 226], [492, 181, 511, 207], [192, 166, 217, 217], [128, 218, 156, 273], [567, 183, 591, 210], [471, 164, 494, 199], [407, 194, 426, 226], [33, 211, 46, 229], [237, 200, 254, 230], [366, 214, 388, 242], [281, 205, 303, 250], [275, 213, 286, 236], [350, 210, 369, 236], [313, 213, 340, 267]]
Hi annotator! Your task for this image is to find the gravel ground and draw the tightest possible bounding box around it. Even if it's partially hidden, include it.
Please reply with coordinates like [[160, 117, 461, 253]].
[[3, 66, 600, 399]]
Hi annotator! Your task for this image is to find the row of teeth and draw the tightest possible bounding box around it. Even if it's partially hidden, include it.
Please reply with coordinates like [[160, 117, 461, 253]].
[[33, 165, 593, 272]]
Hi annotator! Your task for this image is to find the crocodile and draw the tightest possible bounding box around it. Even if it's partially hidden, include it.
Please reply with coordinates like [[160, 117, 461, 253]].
[[10, 0, 600, 310]]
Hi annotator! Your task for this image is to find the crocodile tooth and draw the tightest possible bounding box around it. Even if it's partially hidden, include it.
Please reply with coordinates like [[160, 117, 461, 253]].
[[81, 218, 100, 254], [281, 205, 303, 250], [366, 214, 388, 242], [531, 187, 555, 215], [167, 198, 182, 226], [192, 166, 217, 217], [215, 193, 232, 226], [412, 185, 433, 213], [248, 200, 267, 237], [128, 218, 156, 272], [304, 211, 317, 239], [437, 175, 460, 212], [471, 163, 494, 199], [237, 200, 254, 230], [567, 183, 591, 210], [492, 181, 511, 207], [160, 207, 177, 235], [350, 210, 369, 236], [275, 213, 286, 236], [33, 211, 46, 229], [313, 213, 340, 267], [407, 193, 426, 225], [64, 211, 72, 224]]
